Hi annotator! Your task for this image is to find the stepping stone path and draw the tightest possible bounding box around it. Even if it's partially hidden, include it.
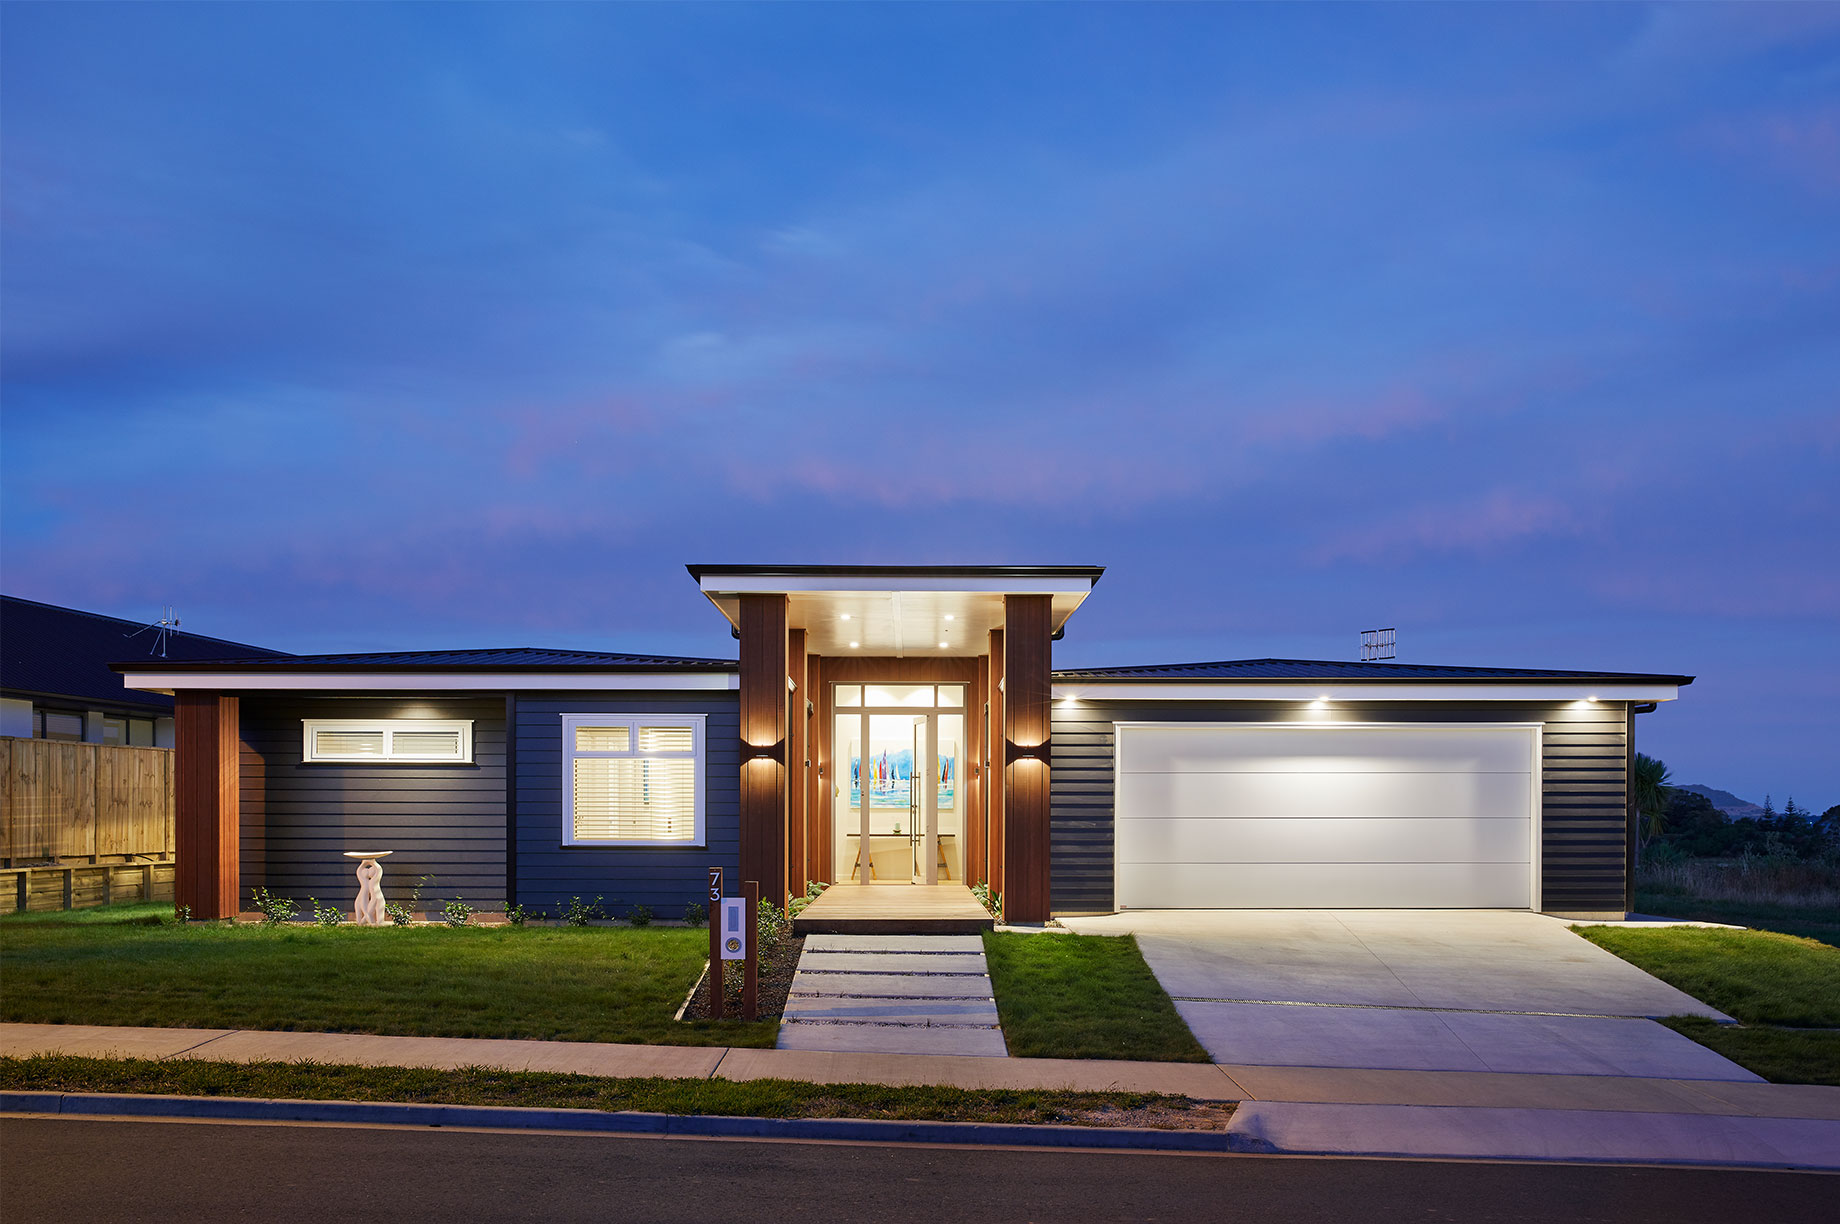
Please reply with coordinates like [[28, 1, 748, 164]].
[[776, 934, 1009, 1057]]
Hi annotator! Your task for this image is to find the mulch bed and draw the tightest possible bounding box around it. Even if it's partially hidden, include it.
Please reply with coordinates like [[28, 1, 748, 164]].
[[680, 933, 806, 1021]]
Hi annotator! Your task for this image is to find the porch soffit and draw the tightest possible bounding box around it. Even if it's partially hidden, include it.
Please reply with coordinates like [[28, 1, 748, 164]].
[[689, 566, 1102, 658]]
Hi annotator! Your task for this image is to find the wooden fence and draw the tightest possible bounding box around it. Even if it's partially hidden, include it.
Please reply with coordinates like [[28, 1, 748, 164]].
[[1, 737, 175, 867]]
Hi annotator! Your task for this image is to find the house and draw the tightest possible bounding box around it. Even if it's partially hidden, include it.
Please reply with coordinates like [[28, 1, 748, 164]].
[[2, 595, 288, 747], [111, 565, 1691, 925]]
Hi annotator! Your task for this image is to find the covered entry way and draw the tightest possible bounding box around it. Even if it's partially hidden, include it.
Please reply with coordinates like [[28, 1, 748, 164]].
[[689, 564, 1103, 923]]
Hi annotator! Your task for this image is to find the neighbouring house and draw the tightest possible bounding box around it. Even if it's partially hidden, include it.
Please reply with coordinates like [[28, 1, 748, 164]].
[[111, 565, 1691, 926], [1, 596, 288, 907], [2, 595, 288, 746]]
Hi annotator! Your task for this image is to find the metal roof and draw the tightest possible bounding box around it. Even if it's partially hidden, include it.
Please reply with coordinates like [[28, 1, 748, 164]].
[[114, 646, 738, 673], [1051, 657, 1696, 684], [687, 564, 1105, 581], [1, 595, 289, 711]]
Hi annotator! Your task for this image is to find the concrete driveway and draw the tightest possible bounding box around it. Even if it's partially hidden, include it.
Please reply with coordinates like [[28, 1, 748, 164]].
[[1059, 910, 1758, 1082]]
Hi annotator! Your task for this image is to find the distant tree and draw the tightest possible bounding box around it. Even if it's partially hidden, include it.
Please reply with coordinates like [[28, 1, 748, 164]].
[[1632, 753, 1674, 850], [1761, 793, 1776, 819], [1783, 796, 1806, 818]]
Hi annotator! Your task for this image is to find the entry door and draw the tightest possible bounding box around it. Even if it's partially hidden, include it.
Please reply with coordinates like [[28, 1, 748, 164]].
[[1114, 724, 1538, 909]]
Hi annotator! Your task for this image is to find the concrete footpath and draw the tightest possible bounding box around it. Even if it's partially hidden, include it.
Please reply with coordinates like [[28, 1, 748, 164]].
[[4, 1023, 1838, 1169]]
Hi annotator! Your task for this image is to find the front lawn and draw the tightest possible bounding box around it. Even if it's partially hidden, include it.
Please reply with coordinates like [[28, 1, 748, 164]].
[[1657, 1019, 1840, 1089], [0, 904, 773, 1047], [1576, 925, 1840, 1086], [983, 932, 1208, 1062], [1575, 926, 1840, 1028], [0, 1054, 1229, 1129]]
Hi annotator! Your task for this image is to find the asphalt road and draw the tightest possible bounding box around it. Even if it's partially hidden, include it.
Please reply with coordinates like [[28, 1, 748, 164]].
[[3, 1116, 1834, 1223]]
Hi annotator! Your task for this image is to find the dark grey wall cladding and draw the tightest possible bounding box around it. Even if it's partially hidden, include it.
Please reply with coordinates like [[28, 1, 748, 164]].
[[239, 695, 507, 909], [1050, 700, 1629, 916], [514, 693, 740, 918]]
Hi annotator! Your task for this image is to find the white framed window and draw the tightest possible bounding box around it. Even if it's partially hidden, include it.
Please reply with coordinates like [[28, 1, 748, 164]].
[[562, 714, 705, 846], [302, 719, 474, 764]]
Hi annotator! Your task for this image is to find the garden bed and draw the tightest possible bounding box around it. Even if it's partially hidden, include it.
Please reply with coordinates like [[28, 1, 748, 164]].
[[679, 934, 805, 1021]]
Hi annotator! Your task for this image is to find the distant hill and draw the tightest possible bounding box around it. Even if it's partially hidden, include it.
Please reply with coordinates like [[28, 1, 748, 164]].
[[1677, 784, 1765, 821]]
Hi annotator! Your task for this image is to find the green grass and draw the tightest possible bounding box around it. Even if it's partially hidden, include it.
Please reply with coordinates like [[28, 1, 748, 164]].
[[1633, 890, 1840, 948], [1, 901, 174, 926], [1574, 925, 1840, 1028], [0, 904, 772, 1047], [1657, 1019, 1840, 1088], [983, 932, 1209, 1062], [1576, 925, 1840, 1086], [0, 1054, 1220, 1128]]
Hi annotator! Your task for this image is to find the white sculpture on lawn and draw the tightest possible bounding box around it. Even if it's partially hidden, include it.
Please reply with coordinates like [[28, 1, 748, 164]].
[[345, 850, 393, 925]]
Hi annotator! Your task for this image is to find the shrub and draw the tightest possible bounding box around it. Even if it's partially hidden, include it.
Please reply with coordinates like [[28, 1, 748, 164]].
[[308, 897, 344, 927], [756, 899, 788, 948], [563, 895, 605, 927], [805, 880, 828, 899], [385, 875, 428, 926], [250, 887, 297, 926], [683, 902, 708, 928], [628, 904, 654, 928], [441, 897, 474, 927], [971, 881, 1001, 919], [502, 902, 530, 927]]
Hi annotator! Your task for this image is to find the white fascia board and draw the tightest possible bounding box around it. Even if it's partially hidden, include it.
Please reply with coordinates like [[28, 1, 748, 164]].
[[1053, 682, 1679, 703], [120, 671, 740, 694], [699, 574, 1095, 596]]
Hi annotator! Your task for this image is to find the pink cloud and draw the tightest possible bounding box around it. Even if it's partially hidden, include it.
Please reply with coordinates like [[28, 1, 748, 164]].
[[1313, 489, 1580, 564]]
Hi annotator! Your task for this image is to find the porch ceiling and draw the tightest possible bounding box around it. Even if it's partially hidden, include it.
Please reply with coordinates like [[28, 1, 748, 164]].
[[688, 565, 1102, 658]]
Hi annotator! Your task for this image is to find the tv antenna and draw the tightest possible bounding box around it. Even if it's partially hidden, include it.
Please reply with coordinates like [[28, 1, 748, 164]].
[[125, 606, 182, 658], [1360, 627, 1396, 662]]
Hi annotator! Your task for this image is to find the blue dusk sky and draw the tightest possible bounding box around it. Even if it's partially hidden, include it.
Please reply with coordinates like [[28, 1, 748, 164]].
[[3, 4, 1836, 807]]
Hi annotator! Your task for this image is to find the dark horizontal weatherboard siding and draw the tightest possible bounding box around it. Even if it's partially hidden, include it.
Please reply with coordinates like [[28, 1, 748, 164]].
[[239, 695, 508, 909], [514, 693, 740, 919], [1049, 700, 1629, 917]]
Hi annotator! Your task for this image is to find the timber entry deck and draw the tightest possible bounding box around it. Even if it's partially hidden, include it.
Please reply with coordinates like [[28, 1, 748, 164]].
[[793, 883, 994, 935]]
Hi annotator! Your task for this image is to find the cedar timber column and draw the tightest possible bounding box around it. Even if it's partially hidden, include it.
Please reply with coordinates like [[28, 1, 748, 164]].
[[1002, 595, 1052, 922], [174, 692, 240, 919], [738, 594, 790, 908], [786, 628, 808, 903]]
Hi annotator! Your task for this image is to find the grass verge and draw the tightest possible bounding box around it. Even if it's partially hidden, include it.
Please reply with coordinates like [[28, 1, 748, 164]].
[[0, 904, 773, 1047], [1576, 925, 1840, 1086], [1657, 1019, 1840, 1089], [984, 932, 1209, 1062], [0, 1055, 1230, 1129]]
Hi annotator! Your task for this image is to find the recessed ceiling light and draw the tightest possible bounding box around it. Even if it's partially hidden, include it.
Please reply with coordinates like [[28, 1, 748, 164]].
[[939, 641, 949, 649], [840, 613, 851, 620], [849, 641, 859, 649], [943, 614, 954, 621]]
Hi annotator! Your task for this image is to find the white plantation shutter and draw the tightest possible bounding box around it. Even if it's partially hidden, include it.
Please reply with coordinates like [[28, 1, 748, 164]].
[[391, 730, 464, 757], [563, 715, 705, 845], [317, 730, 387, 757], [573, 759, 697, 840], [638, 726, 694, 753], [303, 720, 473, 763]]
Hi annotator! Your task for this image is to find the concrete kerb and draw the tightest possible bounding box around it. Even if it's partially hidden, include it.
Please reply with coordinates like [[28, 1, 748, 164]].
[[0, 1090, 1235, 1153]]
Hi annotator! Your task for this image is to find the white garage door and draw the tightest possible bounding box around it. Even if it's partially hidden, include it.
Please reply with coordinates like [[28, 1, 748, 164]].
[[1115, 724, 1538, 909]]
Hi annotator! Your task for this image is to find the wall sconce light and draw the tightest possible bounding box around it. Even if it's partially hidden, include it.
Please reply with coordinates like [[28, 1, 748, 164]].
[[1006, 740, 1048, 764], [747, 741, 785, 764]]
